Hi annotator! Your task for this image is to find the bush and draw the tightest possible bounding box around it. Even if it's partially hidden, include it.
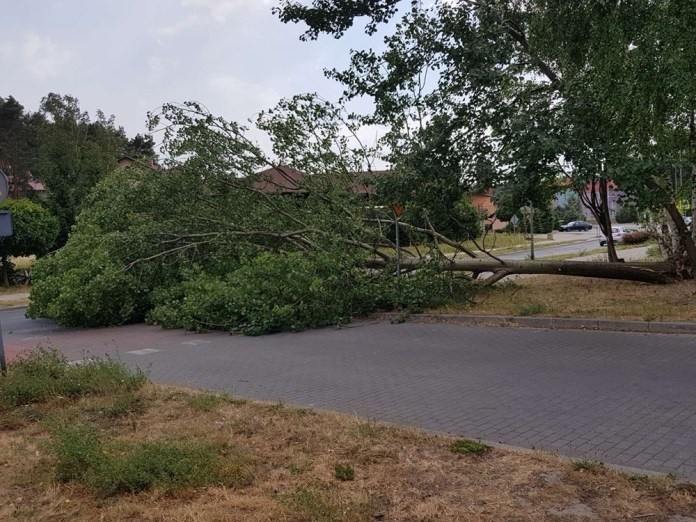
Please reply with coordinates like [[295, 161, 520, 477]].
[[0, 348, 146, 409], [622, 230, 653, 245]]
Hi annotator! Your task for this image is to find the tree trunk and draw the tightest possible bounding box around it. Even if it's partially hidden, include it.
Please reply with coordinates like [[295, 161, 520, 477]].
[[599, 178, 619, 262], [367, 257, 677, 284], [664, 202, 696, 274]]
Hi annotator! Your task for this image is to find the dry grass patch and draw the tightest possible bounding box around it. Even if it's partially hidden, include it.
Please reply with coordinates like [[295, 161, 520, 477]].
[[438, 275, 696, 322], [0, 349, 695, 520]]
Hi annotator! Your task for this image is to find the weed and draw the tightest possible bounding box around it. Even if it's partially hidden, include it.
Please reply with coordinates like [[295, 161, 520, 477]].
[[268, 402, 286, 413], [450, 439, 492, 456], [334, 463, 355, 481], [95, 394, 146, 419], [629, 473, 650, 484], [48, 420, 251, 496], [572, 459, 604, 473], [186, 393, 230, 412], [0, 348, 146, 409], [284, 486, 372, 521], [513, 302, 548, 316], [49, 420, 103, 482]]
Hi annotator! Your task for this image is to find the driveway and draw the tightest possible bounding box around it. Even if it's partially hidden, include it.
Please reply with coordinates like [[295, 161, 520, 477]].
[[3, 310, 696, 479]]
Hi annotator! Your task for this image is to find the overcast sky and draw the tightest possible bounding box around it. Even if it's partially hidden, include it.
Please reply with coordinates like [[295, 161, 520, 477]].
[[2, 0, 379, 147]]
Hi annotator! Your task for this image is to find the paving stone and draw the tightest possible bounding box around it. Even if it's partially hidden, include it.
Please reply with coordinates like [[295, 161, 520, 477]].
[[5, 314, 696, 479]]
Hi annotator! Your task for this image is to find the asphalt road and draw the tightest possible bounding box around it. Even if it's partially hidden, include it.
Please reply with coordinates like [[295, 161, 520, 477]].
[[500, 229, 602, 261], [3, 308, 696, 479]]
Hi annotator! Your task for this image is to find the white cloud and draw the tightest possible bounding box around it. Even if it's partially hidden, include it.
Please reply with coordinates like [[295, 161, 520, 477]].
[[20, 33, 74, 79], [180, 0, 270, 22]]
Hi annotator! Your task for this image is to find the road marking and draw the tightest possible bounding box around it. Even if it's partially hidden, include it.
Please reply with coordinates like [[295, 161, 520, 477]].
[[181, 340, 212, 346], [127, 348, 161, 355]]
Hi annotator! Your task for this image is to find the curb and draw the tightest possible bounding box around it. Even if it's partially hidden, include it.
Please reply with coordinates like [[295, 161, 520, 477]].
[[377, 313, 696, 335]]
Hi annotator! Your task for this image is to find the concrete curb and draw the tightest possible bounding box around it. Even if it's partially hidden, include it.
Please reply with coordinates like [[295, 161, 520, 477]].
[[377, 312, 696, 335]]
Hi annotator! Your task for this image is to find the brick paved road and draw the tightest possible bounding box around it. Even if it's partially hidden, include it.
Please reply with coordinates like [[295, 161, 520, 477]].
[[4, 309, 696, 478]]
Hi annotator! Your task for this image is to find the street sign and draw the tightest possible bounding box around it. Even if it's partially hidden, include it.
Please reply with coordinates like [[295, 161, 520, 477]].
[[392, 204, 405, 218], [510, 214, 520, 226], [0, 212, 12, 237]]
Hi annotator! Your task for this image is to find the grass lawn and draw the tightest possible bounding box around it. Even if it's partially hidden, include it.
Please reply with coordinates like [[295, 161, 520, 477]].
[[437, 275, 696, 322], [1, 348, 695, 521]]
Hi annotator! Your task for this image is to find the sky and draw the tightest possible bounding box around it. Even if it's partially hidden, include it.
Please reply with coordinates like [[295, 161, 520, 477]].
[[1, 0, 381, 150]]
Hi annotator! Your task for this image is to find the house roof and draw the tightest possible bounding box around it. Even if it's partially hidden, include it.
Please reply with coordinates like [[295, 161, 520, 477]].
[[252, 166, 307, 194], [251, 166, 390, 196]]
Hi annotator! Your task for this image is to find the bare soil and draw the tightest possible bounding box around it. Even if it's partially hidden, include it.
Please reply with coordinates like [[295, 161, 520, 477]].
[[1, 384, 694, 521]]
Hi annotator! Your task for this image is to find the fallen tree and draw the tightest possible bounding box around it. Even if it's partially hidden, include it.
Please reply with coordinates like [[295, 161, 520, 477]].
[[367, 257, 677, 285], [26, 98, 685, 333]]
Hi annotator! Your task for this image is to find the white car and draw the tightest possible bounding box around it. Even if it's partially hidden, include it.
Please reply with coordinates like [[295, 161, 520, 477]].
[[599, 226, 630, 246]]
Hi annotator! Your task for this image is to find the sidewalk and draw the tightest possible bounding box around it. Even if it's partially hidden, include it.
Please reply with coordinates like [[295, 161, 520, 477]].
[[0, 292, 29, 307]]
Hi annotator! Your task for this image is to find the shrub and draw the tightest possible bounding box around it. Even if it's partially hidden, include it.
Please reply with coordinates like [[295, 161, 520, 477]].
[[0, 348, 146, 409], [622, 230, 653, 245]]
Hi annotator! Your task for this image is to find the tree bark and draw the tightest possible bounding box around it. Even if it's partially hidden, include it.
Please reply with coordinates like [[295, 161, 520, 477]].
[[366, 257, 677, 284], [664, 202, 696, 273], [599, 177, 619, 262]]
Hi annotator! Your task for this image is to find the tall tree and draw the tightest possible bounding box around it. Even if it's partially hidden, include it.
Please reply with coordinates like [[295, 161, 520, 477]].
[[33, 93, 126, 245], [0, 96, 43, 198], [275, 0, 696, 274]]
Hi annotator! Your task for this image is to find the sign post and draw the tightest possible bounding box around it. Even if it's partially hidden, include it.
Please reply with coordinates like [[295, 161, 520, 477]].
[[0, 170, 11, 373], [510, 214, 520, 236]]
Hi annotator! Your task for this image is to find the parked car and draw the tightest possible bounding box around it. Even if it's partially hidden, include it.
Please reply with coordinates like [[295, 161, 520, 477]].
[[559, 221, 593, 232], [599, 226, 630, 246]]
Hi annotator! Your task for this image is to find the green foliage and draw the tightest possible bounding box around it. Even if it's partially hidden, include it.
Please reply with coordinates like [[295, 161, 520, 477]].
[[50, 420, 103, 482], [28, 243, 147, 327], [334, 463, 355, 481], [615, 205, 639, 224], [450, 439, 491, 456], [33, 93, 127, 245], [28, 98, 477, 334], [0, 347, 146, 409], [149, 252, 473, 335], [554, 194, 585, 225], [375, 168, 482, 241], [49, 421, 250, 496], [0, 199, 58, 258]]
